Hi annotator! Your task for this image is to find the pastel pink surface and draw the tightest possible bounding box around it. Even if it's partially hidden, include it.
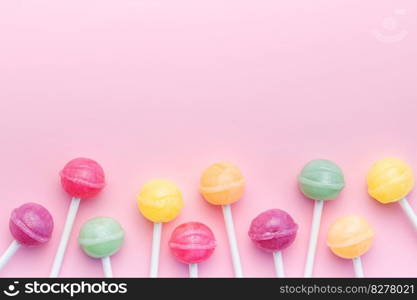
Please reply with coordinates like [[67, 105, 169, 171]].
[[60, 158, 105, 199], [249, 209, 298, 253], [169, 222, 216, 264], [0, 0, 416, 277], [9, 203, 54, 247]]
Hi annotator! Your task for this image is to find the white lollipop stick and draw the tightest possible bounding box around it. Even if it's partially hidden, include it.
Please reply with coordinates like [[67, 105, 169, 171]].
[[0, 240, 20, 271], [352, 256, 364, 277], [399, 198, 417, 230], [50, 197, 81, 277], [150, 222, 162, 278], [189, 263, 198, 278], [304, 199, 324, 277], [222, 204, 243, 277], [273, 251, 285, 277], [102, 256, 113, 278]]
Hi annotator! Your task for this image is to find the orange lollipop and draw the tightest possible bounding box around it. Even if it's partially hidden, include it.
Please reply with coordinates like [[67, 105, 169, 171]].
[[327, 215, 374, 277], [199, 162, 245, 277]]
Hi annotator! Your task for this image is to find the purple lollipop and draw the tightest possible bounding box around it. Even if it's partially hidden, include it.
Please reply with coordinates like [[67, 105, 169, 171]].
[[248, 209, 298, 277], [0, 203, 54, 271]]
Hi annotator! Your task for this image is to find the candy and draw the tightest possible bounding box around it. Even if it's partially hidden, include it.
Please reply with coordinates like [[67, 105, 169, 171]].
[[299, 159, 345, 277], [199, 162, 245, 277], [9, 203, 53, 247], [298, 159, 345, 201], [78, 217, 125, 258], [137, 179, 184, 277], [199, 162, 245, 205], [367, 157, 414, 204], [137, 179, 184, 223], [0, 203, 54, 271], [327, 215, 374, 259], [366, 157, 417, 235], [169, 222, 216, 264], [50, 157, 106, 277], [60, 157, 106, 199], [248, 209, 298, 253]]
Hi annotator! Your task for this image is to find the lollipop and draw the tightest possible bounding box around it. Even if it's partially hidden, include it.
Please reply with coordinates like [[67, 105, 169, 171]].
[[199, 162, 245, 277], [169, 222, 216, 277], [78, 217, 124, 277], [248, 209, 298, 277], [50, 158, 105, 277], [0, 203, 53, 271], [367, 157, 417, 231], [137, 178, 184, 277], [327, 215, 374, 277], [298, 159, 345, 277]]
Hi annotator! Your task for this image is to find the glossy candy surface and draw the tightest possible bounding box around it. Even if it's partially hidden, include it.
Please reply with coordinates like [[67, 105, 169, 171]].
[[327, 215, 374, 259], [169, 222, 216, 264], [248, 209, 298, 252], [199, 162, 245, 205], [298, 159, 345, 201], [78, 217, 124, 258], [367, 157, 414, 204], [137, 179, 184, 223], [9, 203, 54, 246], [60, 158, 106, 199]]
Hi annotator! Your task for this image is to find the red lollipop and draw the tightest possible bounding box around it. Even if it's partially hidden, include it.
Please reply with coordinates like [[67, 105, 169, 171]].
[[169, 222, 216, 277], [60, 158, 105, 199], [50, 158, 105, 277]]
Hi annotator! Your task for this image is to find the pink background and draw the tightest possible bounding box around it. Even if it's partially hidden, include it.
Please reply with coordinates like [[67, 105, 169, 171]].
[[0, 0, 416, 277]]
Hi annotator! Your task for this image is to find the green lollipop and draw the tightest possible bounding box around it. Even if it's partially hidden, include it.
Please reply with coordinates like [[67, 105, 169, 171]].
[[298, 159, 345, 277], [298, 159, 345, 200], [78, 217, 125, 277]]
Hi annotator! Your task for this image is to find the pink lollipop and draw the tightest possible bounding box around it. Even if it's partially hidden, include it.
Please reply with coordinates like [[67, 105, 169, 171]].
[[50, 157, 105, 277], [60, 158, 105, 199], [248, 209, 298, 277], [169, 222, 216, 277], [0, 203, 53, 271]]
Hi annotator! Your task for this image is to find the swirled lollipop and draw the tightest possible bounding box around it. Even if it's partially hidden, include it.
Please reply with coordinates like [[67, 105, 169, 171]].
[[137, 179, 184, 277], [169, 222, 216, 277], [199, 162, 245, 277], [327, 215, 374, 277], [50, 158, 106, 277], [78, 217, 125, 277], [0, 203, 53, 272], [298, 159, 345, 277], [367, 157, 417, 231], [248, 209, 298, 277]]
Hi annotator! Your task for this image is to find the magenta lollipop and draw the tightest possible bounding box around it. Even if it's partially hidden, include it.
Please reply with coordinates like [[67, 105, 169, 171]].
[[49, 157, 105, 277], [248, 209, 298, 277], [0, 203, 53, 271]]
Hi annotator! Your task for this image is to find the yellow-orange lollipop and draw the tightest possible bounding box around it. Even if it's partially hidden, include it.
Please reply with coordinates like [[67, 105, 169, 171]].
[[137, 179, 184, 277], [367, 157, 417, 232], [327, 215, 374, 277], [199, 162, 245, 205], [199, 162, 245, 277], [367, 157, 414, 204]]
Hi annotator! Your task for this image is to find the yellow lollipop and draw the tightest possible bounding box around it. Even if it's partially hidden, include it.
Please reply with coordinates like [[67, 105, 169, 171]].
[[199, 162, 245, 277], [137, 179, 184, 277], [367, 157, 414, 204], [327, 215, 374, 277], [137, 179, 184, 223], [367, 157, 417, 232]]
